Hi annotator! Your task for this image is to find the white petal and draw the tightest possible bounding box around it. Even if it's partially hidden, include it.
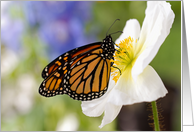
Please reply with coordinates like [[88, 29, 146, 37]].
[[81, 79, 121, 128], [81, 78, 115, 117], [132, 1, 175, 80], [108, 65, 168, 106], [81, 96, 106, 117], [99, 104, 122, 128], [115, 19, 140, 44]]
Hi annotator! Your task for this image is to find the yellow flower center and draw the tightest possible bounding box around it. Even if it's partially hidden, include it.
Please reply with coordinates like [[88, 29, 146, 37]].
[[111, 36, 139, 83]]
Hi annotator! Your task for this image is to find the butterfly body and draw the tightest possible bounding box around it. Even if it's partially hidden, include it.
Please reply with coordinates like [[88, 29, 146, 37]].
[[39, 35, 115, 101]]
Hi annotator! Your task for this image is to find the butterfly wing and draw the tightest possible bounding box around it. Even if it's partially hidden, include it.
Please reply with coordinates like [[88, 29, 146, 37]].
[[41, 52, 69, 80], [63, 46, 111, 101], [39, 42, 112, 101]]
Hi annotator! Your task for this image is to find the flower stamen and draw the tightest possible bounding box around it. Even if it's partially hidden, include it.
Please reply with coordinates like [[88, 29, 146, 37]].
[[111, 36, 136, 83]]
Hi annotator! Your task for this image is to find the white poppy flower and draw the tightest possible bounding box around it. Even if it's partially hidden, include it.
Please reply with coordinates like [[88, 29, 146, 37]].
[[82, 1, 175, 128]]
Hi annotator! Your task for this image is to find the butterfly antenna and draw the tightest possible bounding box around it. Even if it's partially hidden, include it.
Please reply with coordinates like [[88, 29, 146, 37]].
[[110, 31, 123, 35], [106, 19, 120, 36]]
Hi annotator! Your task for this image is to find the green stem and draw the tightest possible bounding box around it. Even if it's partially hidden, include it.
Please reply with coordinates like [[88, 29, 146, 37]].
[[151, 101, 160, 131]]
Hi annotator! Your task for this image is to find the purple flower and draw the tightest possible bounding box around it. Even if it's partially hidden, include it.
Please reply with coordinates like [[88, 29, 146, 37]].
[[24, 1, 77, 26], [1, 1, 96, 60], [24, 1, 95, 60], [1, 1, 24, 53]]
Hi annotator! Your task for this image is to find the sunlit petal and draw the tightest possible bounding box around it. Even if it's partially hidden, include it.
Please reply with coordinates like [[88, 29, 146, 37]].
[[132, 1, 175, 81], [108, 65, 168, 105], [99, 103, 122, 128], [81, 97, 106, 117], [115, 19, 140, 44]]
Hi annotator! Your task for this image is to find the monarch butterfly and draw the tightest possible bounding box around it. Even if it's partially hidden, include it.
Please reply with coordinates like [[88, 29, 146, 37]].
[[39, 19, 121, 101]]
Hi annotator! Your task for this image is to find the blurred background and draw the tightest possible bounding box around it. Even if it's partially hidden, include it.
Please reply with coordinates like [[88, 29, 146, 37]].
[[1, 1, 181, 131]]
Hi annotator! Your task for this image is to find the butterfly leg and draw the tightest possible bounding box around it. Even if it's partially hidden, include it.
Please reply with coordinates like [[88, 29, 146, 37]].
[[111, 65, 121, 75]]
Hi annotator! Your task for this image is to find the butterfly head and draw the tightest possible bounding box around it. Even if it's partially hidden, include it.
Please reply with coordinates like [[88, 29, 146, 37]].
[[103, 35, 113, 43]]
